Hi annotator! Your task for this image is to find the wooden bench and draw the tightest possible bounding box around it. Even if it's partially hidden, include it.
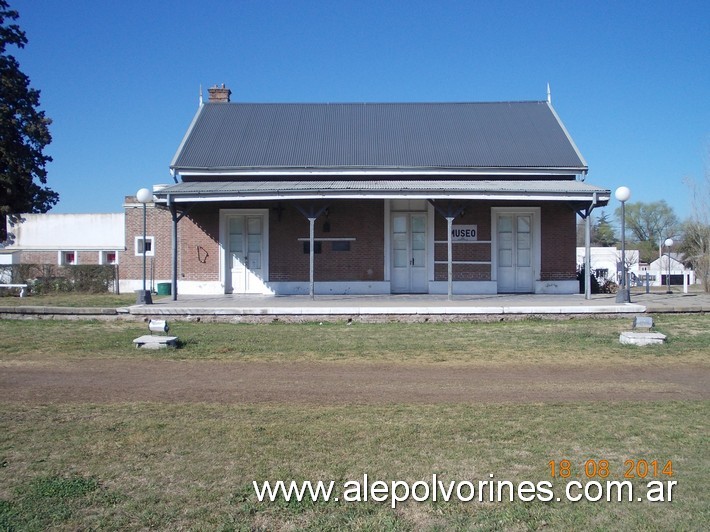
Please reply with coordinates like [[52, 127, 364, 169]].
[[0, 284, 28, 297]]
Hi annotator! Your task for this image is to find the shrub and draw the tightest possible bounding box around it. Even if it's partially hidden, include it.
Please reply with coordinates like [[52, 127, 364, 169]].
[[0, 264, 117, 294], [577, 267, 601, 294]]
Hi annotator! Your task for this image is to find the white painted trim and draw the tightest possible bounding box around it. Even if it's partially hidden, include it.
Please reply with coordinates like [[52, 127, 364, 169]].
[[535, 280, 578, 294], [170, 105, 205, 168], [119, 279, 224, 296], [134, 236, 155, 257], [218, 209, 271, 295], [428, 281, 498, 295], [546, 101, 588, 168], [427, 203, 435, 283], [434, 261, 491, 265], [58, 250, 78, 266], [491, 207, 542, 289], [383, 200, 391, 282], [175, 167, 586, 178], [434, 240, 492, 245], [296, 237, 356, 242], [98, 250, 120, 265], [163, 192, 610, 203], [267, 281, 391, 295]]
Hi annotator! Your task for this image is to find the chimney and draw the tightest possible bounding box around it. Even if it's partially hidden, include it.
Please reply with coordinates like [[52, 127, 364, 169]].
[[207, 84, 231, 103]]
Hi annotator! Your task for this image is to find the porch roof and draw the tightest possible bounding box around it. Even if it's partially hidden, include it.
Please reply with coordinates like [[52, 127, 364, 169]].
[[154, 179, 610, 205]]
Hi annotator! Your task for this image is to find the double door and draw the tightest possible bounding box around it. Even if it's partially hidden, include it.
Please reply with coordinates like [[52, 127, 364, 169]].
[[227, 215, 264, 293], [497, 213, 534, 293], [391, 213, 428, 293]]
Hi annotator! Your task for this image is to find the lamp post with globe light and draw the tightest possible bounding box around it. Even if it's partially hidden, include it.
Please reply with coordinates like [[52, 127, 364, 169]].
[[615, 186, 631, 303], [664, 238, 674, 294], [136, 188, 153, 305]]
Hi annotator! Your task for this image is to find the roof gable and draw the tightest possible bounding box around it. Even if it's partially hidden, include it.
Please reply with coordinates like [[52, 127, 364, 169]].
[[171, 101, 587, 174]]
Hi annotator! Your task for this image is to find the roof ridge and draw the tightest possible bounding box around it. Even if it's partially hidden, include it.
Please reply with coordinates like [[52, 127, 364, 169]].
[[204, 100, 550, 106]]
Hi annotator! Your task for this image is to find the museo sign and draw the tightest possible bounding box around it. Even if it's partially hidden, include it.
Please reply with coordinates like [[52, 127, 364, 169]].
[[451, 225, 478, 242]]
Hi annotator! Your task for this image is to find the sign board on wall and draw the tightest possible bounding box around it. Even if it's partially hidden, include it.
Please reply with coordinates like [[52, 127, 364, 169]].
[[451, 225, 478, 241]]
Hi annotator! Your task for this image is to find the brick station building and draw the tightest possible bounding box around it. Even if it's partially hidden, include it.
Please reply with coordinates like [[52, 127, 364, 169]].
[[128, 86, 611, 298]]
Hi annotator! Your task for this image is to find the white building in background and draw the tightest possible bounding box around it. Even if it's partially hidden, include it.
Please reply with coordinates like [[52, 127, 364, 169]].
[[576, 247, 641, 285], [576, 247, 697, 288], [642, 253, 695, 287], [4, 213, 124, 266]]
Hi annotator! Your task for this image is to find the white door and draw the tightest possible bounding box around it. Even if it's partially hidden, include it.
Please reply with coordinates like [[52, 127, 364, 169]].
[[227, 215, 264, 294], [391, 213, 428, 293], [497, 213, 534, 293]]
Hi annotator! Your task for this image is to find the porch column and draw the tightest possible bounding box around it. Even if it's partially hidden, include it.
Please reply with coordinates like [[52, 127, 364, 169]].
[[584, 212, 591, 300], [308, 216, 316, 299], [575, 192, 599, 300], [295, 203, 328, 300], [167, 198, 194, 302], [170, 202, 178, 301], [446, 216, 454, 300], [430, 200, 466, 300]]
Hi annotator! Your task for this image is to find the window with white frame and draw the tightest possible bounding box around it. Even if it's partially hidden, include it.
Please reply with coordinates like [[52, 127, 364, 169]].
[[59, 250, 77, 265], [134, 236, 155, 256], [100, 250, 119, 265]]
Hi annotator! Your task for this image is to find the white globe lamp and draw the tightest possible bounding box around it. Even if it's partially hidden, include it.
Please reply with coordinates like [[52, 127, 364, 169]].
[[615, 186, 632, 303], [136, 187, 153, 304]]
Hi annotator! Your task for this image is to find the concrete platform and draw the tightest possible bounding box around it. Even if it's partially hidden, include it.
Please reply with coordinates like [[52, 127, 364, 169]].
[[2, 289, 706, 322], [124, 293, 649, 320]]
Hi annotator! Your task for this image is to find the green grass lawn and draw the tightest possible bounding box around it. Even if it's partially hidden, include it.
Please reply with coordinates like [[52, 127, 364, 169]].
[[1, 402, 706, 531], [0, 313, 708, 365], [1, 316, 708, 530], [0, 293, 140, 307]]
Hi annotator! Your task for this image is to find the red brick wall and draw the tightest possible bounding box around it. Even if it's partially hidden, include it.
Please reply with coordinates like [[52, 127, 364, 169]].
[[120, 199, 222, 283], [120, 199, 174, 282], [177, 206, 220, 282], [18, 250, 103, 265], [120, 199, 386, 284], [433, 203, 492, 281], [18, 251, 58, 264], [540, 203, 577, 280], [269, 200, 384, 282]]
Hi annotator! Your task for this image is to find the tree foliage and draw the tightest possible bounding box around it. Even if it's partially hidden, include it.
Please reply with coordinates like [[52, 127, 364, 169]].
[[0, 0, 57, 240], [678, 220, 710, 291], [592, 211, 617, 247], [615, 200, 679, 263], [678, 152, 710, 291], [576, 210, 618, 247], [615, 200, 679, 243]]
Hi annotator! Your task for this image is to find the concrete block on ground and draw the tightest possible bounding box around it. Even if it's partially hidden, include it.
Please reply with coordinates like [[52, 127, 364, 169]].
[[619, 331, 667, 346], [133, 335, 178, 349], [632, 316, 654, 330]]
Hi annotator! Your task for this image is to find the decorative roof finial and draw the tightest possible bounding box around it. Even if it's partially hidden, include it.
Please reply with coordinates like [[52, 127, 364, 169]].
[[199, 84, 203, 106], [547, 83, 551, 104]]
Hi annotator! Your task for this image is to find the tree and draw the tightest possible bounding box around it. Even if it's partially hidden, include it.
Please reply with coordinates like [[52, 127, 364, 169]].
[[0, 0, 57, 241], [678, 220, 710, 291], [615, 200, 679, 263], [576, 210, 618, 247], [592, 211, 617, 247], [678, 151, 710, 291]]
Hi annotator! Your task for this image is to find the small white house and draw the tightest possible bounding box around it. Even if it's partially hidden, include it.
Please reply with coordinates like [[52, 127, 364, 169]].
[[642, 253, 695, 287], [576, 247, 641, 284]]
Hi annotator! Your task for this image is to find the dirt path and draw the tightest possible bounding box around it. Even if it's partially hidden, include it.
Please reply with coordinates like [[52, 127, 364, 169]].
[[1, 360, 707, 404]]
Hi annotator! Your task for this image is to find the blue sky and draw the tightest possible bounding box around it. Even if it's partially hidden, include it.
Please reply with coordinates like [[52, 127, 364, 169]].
[[11, 0, 710, 222]]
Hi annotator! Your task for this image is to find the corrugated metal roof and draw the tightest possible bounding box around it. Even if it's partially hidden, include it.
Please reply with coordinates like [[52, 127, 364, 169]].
[[171, 102, 587, 172], [155, 180, 609, 203]]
